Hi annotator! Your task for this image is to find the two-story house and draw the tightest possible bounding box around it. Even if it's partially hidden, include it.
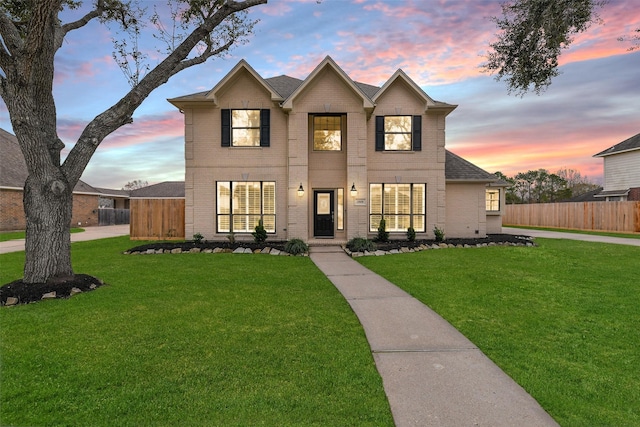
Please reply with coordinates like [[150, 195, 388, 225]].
[[593, 133, 640, 201], [168, 56, 502, 243]]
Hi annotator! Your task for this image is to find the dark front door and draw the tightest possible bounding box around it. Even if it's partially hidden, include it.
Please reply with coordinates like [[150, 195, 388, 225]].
[[314, 190, 334, 237]]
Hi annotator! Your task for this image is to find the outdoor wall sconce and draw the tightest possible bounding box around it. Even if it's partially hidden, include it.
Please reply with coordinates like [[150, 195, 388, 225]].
[[350, 183, 357, 197], [298, 183, 304, 197]]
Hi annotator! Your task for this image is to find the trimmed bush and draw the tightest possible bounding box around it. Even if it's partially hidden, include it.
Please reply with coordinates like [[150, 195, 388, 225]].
[[284, 238, 309, 255], [347, 237, 376, 253]]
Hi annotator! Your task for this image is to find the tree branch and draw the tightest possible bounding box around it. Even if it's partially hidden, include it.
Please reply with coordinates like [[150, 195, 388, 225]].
[[60, 2, 105, 35], [62, 0, 267, 185], [0, 12, 24, 57]]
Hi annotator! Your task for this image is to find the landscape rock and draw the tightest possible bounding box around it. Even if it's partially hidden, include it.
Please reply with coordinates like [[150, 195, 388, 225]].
[[70, 287, 83, 296], [5, 297, 18, 306], [42, 291, 56, 300]]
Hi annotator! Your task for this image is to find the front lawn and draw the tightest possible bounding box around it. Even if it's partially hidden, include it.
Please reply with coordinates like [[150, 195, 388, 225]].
[[357, 239, 640, 427], [0, 228, 84, 242], [0, 237, 393, 426]]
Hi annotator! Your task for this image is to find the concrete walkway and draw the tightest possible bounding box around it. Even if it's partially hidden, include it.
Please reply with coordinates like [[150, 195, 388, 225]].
[[502, 227, 640, 246], [0, 225, 130, 254], [309, 246, 558, 427]]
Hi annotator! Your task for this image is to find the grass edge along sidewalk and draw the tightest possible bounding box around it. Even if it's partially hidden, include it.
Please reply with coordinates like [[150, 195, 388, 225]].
[[0, 236, 393, 426], [357, 238, 640, 427]]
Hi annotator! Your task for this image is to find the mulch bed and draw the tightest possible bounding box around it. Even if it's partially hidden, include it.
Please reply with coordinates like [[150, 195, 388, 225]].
[[1, 234, 533, 307], [1, 274, 104, 306]]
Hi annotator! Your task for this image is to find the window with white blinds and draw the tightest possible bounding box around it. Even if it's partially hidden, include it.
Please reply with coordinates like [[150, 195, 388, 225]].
[[370, 183, 425, 232], [216, 181, 276, 233]]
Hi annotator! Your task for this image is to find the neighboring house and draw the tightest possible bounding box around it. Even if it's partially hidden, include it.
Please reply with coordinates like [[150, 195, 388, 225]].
[[129, 181, 186, 199], [593, 133, 640, 201], [168, 56, 503, 242], [1, 128, 111, 231]]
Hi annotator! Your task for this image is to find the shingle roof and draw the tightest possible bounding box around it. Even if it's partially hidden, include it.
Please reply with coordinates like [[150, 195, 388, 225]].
[[445, 150, 497, 182], [0, 128, 28, 188], [264, 75, 303, 99], [1, 128, 102, 193], [130, 181, 185, 198], [173, 59, 455, 112], [593, 133, 640, 157]]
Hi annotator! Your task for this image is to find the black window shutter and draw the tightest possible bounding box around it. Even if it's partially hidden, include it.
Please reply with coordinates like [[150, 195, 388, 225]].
[[375, 116, 384, 151], [260, 109, 270, 147], [221, 109, 231, 147], [412, 115, 422, 151]]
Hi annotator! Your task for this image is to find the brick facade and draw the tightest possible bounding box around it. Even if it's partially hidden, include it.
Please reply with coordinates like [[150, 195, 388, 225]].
[[629, 187, 640, 201], [0, 189, 99, 231]]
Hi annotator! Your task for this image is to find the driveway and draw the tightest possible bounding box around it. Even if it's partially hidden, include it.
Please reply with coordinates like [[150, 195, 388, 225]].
[[502, 227, 640, 247]]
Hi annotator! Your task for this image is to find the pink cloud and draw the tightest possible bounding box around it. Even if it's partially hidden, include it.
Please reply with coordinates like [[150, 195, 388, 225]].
[[58, 111, 184, 154]]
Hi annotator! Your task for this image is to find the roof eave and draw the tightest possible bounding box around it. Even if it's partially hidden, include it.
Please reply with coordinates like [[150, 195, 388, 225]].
[[593, 146, 640, 158]]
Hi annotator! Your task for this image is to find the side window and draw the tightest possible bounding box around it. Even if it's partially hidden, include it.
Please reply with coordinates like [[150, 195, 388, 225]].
[[486, 189, 500, 211], [375, 115, 422, 151], [221, 109, 270, 147]]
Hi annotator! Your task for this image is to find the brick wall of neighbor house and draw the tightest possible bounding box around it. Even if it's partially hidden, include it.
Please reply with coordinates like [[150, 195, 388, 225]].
[[629, 187, 640, 201], [72, 194, 100, 227], [0, 189, 25, 231], [445, 183, 487, 238], [185, 69, 289, 240], [0, 189, 99, 231]]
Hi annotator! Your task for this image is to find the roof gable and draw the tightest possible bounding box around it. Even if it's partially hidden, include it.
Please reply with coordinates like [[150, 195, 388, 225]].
[[373, 69, 457, 115], [281, 56, 375, 112], [593, 133, 640, 157], [206, 59, 284, 106]]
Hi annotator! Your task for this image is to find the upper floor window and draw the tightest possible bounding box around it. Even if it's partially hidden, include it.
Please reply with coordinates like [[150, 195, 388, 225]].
[[312, 115, 343, 151], [375, 115, 422, 151], [221, 109, 270, 147], [486, 188, 500, 211]]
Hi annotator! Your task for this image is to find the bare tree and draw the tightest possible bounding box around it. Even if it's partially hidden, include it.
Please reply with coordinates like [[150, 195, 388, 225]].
[[0, 0, 267, 284], [122, 180, 149, 191]]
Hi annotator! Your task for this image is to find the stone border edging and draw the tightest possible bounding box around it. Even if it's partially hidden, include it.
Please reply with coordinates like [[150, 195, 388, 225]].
[[343, 240, 536, 257]]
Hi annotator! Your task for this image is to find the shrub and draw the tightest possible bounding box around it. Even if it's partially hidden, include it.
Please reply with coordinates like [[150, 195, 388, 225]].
[[407, 226, 416, 242], [433, 225, 445, 242], [347, 237, 376, 253], [192, 232, 204, 244], [376, 219, 389, 242], [227, 232, 236, 243], [252, 220, 267, 243], [284, 238, 309, 255]]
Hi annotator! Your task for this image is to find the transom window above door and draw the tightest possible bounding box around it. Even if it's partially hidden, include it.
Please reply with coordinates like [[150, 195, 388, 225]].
[[312, 115, 343, 151]]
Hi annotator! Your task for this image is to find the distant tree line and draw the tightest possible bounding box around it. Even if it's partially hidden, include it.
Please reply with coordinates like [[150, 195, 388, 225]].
[[494, 168, 600, 204]]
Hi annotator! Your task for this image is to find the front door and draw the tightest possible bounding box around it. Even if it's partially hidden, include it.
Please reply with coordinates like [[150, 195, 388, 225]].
[[314, 190, 334, 237]]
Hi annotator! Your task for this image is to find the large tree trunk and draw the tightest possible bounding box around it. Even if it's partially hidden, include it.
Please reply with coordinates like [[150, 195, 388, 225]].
[[23, 171, 74, 283]]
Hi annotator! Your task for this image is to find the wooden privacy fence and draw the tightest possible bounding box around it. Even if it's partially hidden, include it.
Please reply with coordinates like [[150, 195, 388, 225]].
[[504, 201, 640, 233], [130, 199, 185, 240]]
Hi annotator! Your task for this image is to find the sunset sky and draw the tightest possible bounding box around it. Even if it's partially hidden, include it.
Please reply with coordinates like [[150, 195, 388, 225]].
[[1, 0, 639, 189]]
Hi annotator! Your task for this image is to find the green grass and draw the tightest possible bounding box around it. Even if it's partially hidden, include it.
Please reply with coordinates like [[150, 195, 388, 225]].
[[0, 237, 393, 426], [0, 228, 85, 242], [506, 225, 640, 239], [357, 239, 640, 426]]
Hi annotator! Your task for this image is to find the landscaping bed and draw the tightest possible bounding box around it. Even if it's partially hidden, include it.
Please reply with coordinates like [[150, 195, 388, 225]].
[[1, 234, 534, 306]]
